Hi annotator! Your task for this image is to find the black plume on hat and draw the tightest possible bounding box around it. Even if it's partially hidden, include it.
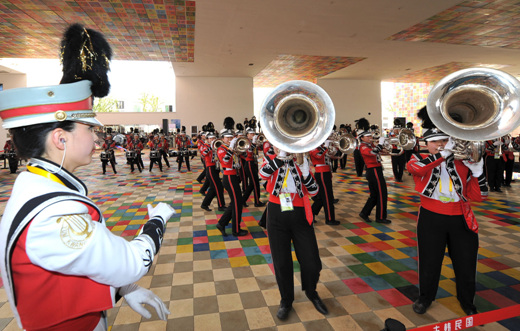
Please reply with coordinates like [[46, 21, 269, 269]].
[[224, 117, 235, 130], [417, 106, 434, 129], [356, 118, 370, 131], [249, 117, 257, 129], [236, 123, 244, 131], [207, 122, 214, 130], [202, 125, 207, 131], [60, 23, 113, 98]]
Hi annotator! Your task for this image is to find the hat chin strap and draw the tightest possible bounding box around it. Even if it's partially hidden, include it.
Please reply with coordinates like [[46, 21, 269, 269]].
[[48, 142, 67, 174]]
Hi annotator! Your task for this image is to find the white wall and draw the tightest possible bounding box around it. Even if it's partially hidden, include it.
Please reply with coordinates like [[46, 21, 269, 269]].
[[0, 73, 27, 148], [318, 79, 382, 128], [176, 77, 254, 130]]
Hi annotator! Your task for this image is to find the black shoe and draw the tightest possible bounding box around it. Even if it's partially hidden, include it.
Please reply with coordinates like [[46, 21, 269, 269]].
[[412, 299, 431, 314], [216, 223, 227, 237], [306, 292, 328, 315], [232, 229, 248, 236], [254, 201, 266, 207], [218, 206, 227, 212], [333, 199, 339, 204], [495, 188, 503, 192], [359, 213, 372, 222], [276, 304, 292, 320], [462, 305, 478, 316], [376, 219, 392, 224], [326, 220, 340, 225], [201, 205, 212, 212]]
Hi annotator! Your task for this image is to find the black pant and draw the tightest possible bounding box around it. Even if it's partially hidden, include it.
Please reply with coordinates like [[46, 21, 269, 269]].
[[102, 155, 117, 174], [266, 202, 322, 306], [354, 149, 365, 176], [149, 156, 163, 172], [485, 155, 503, 190], [331, 158, 338, 172], [238, 159, 248, 193], [128, 157, 142, 172], [160, 150, 170, 167], [242, 160, 261, 204], [416, 207, 478, 309], [503, 157, 514, 186], [178, 155, 190, 171], [339, 154, 347, 169], [311, 171, 335, 222], [361, 166, 387, 221], [218, 174, 243, 233], [391, 153, 406, 181], [202, 165, 226, 208], [8, 156, 18, 174]]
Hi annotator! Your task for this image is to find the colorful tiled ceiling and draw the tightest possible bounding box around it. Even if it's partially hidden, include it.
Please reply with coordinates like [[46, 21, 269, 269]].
[[385, 62, 510, 83], [253, 54, 366, 88], [388, 0, 520, 49], [0, 0, 195, 62]]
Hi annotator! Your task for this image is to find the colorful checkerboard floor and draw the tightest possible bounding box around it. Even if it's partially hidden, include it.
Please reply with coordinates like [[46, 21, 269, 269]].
[[0, 151, 519, 330]]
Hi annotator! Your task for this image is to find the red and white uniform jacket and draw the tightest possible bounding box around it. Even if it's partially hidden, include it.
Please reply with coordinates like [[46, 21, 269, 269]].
[[102, 140, 116, 152], [148, 140, 162, 151], [259, 156, 318, 207], [177, 136, 190, 149], [217, 144, 237, 175], [201, 143, 217, 167], [407, 153, 488, 215], [162, 138, 169, 152], [262, 141, 275, 162], [309, 145, 331, 173], [128, 139, 144, 153], [359, 141, 383, 168], [244, 140, 258, 162], [0, 158, 166, 330], [485, 139, 502, 157]]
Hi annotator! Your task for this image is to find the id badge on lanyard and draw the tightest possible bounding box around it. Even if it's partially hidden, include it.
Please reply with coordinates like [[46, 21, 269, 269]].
[[280, 167, 294, 212]]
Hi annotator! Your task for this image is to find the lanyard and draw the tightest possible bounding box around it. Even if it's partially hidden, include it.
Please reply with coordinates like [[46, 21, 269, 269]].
[[26, 165, 65, 186]]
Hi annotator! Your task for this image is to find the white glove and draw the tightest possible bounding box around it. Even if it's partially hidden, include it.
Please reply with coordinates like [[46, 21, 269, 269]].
[[463, 159, 484, 177], [440, 137, 455, 158], [252, 135, 258, 144], [324, 140, 331, 148], [278, 150, 288, 158], [300, 156, 310, 177], [119, 284, 170, 320], [229, 137, 238, 149], [493, 140, 502, 146], [147, 202, 175, 225], [378, 137, 386, 145]]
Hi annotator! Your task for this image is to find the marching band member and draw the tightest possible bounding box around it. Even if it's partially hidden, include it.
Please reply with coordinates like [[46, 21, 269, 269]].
[[390, 119, 406, 182], [101, 134, 117, 175], [242, 127, 265, 207], [339, 124, 348, 170], [160, 134, 170, 168], [3, 135, 18, 174], [148, 135, 163, 172], [357, 118, 391, 224], [197, 130, 210, 195], [216, 117, 248, 237], [353, 119, 365, 177], [236, 123, 249, 196], [176, 127, 191, 172], [127, 134, 143, 173], [200, 131, 227, 212], [258, 137, 276, 228], [259, 145, 327, 320], [502, 135, 515, 187], [0, 23, 175, 330], [408, 106, 487, 316], [309, 139, 340, 225], [485, 137, 504, 192]]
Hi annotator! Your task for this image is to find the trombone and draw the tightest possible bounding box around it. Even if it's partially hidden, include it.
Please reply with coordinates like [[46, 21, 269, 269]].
[[427, 68, 520, 162], [259, 80, 335, 164]]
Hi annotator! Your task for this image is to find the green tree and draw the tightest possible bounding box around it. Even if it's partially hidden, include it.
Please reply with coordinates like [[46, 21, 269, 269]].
[[138, 93, 163, 112], [93, 97, 118, 113]]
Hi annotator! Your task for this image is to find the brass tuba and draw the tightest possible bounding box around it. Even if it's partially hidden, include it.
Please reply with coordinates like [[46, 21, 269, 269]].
[[427, 68, 520, 161], [259, 80, 335, 160]]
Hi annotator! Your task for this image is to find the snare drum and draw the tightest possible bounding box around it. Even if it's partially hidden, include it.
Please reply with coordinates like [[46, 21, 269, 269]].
[[168, 150, 178, 157], [126, 151, 137, 159], [189, 150, 197, 157], [8, 151, 17, 159], [150, 150, 160, 159], [100, 152, 109, 161]]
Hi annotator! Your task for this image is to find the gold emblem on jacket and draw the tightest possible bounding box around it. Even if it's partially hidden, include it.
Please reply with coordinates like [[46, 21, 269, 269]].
[[57, 214, 94, 249]]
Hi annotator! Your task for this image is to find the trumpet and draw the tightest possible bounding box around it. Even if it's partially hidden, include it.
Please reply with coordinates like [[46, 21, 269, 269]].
[[427, 67, 520, 161], [211, 138, 223, 150], [259, 80, 335, 163], [256, 133, 266, 145], [234, 136, 250, 153]]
